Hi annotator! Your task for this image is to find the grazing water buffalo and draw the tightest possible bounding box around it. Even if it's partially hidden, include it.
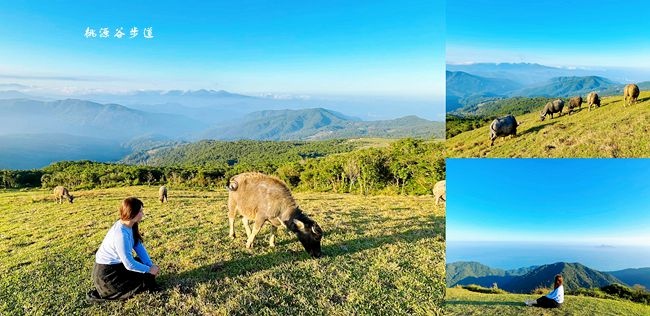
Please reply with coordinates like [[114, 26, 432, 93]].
[[624, 84, 640, 106], [53, 186, 74, 204], [587, 92, 601, 111], [159, 185, 168, 203], [566, 96, 583, 114], [433, 180, 446, 205], [540, 99, 565, 121], [227, 172, 323, 258], [489, 114, 520, 146]]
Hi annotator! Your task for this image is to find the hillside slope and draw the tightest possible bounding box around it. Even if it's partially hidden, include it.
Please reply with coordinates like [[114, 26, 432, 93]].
[[447, 262, 623, 293], [446, 287, 650, 316], [504, 262, 623, 293], [447, 262, 508, 287], [608, 268, 650, 289], [446, 91, 650, 157]]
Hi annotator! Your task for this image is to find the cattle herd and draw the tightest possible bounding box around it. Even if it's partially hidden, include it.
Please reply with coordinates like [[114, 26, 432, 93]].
[[489, 84, 641, 146], [52, 173, 328, 258], [52, 171, 447, 258]]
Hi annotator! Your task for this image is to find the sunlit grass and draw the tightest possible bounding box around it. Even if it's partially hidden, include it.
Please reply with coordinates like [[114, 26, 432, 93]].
[[445, 287, 650, 316], [447, 91, 650, 157], [0, 186, 445, 315]]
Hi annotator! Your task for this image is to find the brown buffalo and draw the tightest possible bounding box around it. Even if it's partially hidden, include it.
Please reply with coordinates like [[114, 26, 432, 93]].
[[587, 92, 601, 111], [566, 96, 583, 114], [433, 180, 446, 205], [53, 186, 74, 204], [624, 84, 640, 106], [159, 185, 168, 203], [227, 172, 323, 258]]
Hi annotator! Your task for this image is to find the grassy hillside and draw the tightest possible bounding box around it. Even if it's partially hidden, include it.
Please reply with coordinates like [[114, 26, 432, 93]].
[[0, 187, 445, 315], [446, 287, 650, 316], [447, 91, 650, 157]]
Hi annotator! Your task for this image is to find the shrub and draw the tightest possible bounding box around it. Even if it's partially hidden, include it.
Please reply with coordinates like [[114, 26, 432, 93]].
[[531, 287, 551, 295], [463, 284, 507, 294]]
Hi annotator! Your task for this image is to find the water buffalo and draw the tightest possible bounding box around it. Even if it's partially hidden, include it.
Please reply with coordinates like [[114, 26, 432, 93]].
[[587, 92, 601, 111], [489, 114, 520, 146], [433, 180, 446, 205], [159, 185, 167, 203], [566, 96, 583, 114], [624, 84, 640, 106], [540, 99, 565, 121], [53, 186, 74, 204], [227, 172, 323, 258]]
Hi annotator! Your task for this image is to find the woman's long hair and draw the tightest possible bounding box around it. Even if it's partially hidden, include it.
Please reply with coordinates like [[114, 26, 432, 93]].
[[120, 197, 144, 247], [554, 274, 563, 289]]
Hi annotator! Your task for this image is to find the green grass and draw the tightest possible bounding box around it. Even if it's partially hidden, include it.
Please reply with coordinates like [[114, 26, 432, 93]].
[[0, 186, 445, 315], [446, 287, 650, 316], [446, 91, 650, 157]]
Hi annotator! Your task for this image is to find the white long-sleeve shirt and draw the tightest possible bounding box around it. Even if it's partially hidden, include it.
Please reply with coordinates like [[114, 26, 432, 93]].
[[546, 285, 564, 303], [95, 220, 153, 273]]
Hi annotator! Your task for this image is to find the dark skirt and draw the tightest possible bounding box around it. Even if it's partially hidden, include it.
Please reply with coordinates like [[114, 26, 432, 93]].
[[534, 296, 560, 308], [89, 261, 156, 301]]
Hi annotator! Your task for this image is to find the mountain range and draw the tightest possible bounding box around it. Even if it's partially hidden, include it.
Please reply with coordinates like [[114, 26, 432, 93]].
[[203, 108, 441, 141], [446, 63, 650, 114], [0, 98, 206, 141], [0, 98, 442, 169], [607, 268, 650, 290], [447, 261, 649, 293], [447, 62, 650, 84], [0, 87, 442, 122]]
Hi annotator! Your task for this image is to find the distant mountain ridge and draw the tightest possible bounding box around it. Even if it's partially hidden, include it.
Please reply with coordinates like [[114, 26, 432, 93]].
[[447, 63, 585, 85], [0, 98, 442, 169], [446, 71, 522, 111], [512, 76, 619, 97], [0, 98, 206, 141], [506, 262, 623, 293], [445, 62, 650, 113], [447, 261, 630, 293], [608, 268, 650, 289], [446, 261, 537, 288], [447, 62, 649, 84], [447, 73, 625, 116], [202, 108, 443, 141]]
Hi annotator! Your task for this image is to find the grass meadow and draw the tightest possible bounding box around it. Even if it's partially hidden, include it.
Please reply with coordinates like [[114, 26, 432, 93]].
[[445, 287, 650, 316], [0, 186, 445, 315], [446, 91, 650, 157]]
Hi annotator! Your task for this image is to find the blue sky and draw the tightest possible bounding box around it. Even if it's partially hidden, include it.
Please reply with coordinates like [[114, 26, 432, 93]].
[[446, 159, 650, 246], [0, 0, 444, 99], [447, 0, 650, 68]]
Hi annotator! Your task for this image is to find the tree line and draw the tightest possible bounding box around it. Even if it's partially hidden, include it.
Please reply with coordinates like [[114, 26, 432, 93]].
[[0, 139, 445, 196]]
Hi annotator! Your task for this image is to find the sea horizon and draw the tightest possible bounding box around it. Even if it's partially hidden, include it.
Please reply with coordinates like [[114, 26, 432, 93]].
[[447, 241, 650, 271]]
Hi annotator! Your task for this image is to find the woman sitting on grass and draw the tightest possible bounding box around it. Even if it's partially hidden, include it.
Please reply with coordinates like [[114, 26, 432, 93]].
[[87, 197, 160, 302], [525, 274, 564, 308]]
